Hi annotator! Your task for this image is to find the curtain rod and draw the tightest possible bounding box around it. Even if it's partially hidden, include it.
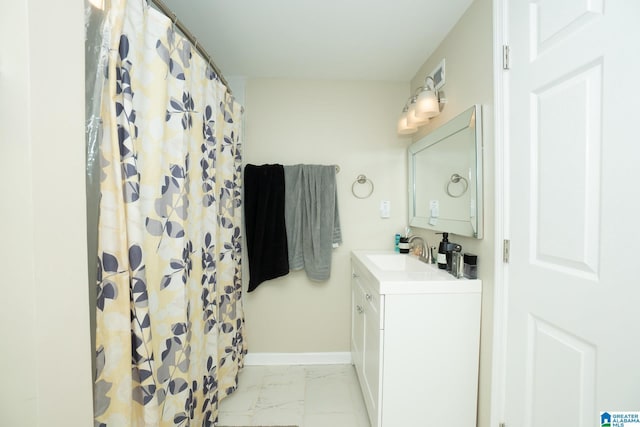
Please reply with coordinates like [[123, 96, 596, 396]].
[[147, 0, 232, 93]]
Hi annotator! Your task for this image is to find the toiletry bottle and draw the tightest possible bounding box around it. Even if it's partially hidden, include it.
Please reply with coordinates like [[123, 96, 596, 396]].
[[463, 253, 478, 279], [437, 232, 449, 269], [399, 228, 411, 254], [446, 243, 462, 273], [451, 251, 459, 277], [394, 234, 401, 252], [451, 251, 464, 278], [399, 236, 410, 254], [430, 246, 437, 264]]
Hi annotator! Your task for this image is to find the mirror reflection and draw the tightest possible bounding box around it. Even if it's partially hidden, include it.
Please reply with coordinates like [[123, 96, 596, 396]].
[[408, 105, 483, 238]]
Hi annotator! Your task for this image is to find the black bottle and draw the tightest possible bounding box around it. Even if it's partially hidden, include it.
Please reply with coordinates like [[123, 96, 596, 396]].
[[437, 232, 449, 269], [463, 253, 478, 279]]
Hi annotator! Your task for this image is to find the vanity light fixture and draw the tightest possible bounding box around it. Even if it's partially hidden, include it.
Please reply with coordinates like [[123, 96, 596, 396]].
[[397, 104, 418, 135], [407, 95, 429, 127], [415, 76, 441, 119], [397, 75, 446, 135]]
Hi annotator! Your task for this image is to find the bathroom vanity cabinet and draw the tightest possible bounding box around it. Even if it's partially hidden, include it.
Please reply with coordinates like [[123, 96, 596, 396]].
[[350, 251, 482, 427]]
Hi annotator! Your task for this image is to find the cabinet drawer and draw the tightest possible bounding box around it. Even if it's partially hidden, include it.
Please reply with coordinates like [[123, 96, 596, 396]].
[[362, 285, 380, 320], [352, 267, 383, 329]]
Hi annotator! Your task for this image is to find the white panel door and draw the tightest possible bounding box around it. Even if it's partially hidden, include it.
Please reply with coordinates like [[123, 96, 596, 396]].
[[505, 1, 640, 426]]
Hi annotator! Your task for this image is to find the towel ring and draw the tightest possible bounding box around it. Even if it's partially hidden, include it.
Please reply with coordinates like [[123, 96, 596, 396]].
[[446, 173, 468, 198], [352, 174, 374, 199]]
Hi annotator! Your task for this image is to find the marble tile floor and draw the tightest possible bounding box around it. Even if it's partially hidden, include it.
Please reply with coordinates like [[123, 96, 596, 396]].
[[216, 364, 371, 427]]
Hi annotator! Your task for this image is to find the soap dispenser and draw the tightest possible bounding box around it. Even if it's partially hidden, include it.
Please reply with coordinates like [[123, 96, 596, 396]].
[[437, 232, 449, 270]]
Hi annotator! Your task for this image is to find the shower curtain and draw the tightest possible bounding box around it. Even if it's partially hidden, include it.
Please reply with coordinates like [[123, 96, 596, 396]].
[[94, 1, 245, 425]]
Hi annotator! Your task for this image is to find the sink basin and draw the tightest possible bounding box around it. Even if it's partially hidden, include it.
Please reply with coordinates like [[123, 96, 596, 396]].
[[366, 254, 430, 272], [352, 250, 481, 295]]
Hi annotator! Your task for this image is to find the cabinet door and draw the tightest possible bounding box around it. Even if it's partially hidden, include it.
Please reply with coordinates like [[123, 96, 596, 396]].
[[363, 298, 381, 427], [351, 265, 383, 427], [361, 279, 382, 427], [351, 271, 364, 378], [381, 293, 481, 427]]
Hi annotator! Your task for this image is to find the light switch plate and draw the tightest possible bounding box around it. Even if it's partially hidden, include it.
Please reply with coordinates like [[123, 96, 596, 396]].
[[430, 199, 440, 218], [380, 200, 391, 218]]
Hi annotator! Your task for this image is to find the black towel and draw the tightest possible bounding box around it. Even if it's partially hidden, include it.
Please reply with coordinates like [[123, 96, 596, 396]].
[[244, 164, 289, 292]]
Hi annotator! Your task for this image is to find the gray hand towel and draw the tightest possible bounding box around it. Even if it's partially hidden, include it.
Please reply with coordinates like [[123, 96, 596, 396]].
[[284, 165, 342, 281]]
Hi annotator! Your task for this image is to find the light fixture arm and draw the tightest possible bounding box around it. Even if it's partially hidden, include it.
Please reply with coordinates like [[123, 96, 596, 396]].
[[423, 75, 436, 91], [409, 76, 436, 98], [422, 75, 445, 105], [420, 75, 446, 113]]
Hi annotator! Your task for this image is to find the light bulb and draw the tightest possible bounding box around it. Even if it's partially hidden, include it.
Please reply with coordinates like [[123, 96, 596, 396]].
[[407, 105, 428, 127], [407, 97, 428, 127], [415, 88, 440, 119], [397, 112, 417, 135]]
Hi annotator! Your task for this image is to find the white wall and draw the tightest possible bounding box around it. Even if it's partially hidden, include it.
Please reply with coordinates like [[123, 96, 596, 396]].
[[0, 1, 93, 425], [408, 0, 495, 426], [239, 16, 496, 427], [242, 79, 409, 352]]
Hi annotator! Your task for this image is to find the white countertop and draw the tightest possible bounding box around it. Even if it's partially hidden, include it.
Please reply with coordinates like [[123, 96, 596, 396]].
[[351, 250, 482, 295]]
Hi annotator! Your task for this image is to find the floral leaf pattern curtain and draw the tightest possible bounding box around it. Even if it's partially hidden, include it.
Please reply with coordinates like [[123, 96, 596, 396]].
[[94, 1, 245, 425]]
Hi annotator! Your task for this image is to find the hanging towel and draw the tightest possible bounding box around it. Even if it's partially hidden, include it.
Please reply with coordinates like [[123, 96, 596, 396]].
[[244, 164, 289, 292], [284, 164, 342, 281]]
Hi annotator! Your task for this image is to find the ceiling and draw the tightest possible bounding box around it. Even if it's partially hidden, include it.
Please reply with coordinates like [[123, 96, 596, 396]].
[[160, 0, 474, 82]]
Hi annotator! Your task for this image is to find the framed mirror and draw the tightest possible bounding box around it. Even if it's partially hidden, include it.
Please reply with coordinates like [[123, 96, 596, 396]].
[[408, 104, 483, 238]]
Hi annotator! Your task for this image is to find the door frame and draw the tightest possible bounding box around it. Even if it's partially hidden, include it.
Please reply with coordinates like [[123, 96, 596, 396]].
[[490, 0, 508, 426]]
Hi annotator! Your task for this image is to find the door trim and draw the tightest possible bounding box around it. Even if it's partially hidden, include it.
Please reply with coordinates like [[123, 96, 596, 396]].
[[490, 0, 508, 426]]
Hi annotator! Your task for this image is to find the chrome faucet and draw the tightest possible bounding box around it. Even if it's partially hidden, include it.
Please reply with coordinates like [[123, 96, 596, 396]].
[[408, 235, 432, 264]]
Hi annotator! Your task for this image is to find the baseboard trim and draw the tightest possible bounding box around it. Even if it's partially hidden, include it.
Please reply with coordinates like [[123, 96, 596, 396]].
[[243, 352, 352, 366]]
